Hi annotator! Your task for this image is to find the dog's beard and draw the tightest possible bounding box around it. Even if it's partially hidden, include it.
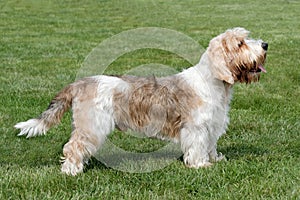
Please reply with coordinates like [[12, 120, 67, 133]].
[[231, 55, 267, 84]]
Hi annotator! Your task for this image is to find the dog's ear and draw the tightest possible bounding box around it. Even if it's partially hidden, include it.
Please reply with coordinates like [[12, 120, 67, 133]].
[[207, 37, 235, 85]]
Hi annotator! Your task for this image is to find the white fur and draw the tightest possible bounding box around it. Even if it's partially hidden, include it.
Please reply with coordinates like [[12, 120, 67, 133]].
[[176, 52, 230, 167], [14, 119, 48, 138], [61, 158, 84, 176]]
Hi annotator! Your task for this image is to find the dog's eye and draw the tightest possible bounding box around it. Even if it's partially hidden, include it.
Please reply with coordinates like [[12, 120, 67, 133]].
[[238, 41, 244, 47]]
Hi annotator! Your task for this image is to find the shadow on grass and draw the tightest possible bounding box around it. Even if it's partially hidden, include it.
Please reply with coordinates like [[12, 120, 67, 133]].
[[220, 144, 269, 160], [85, 144, 269, 172], [85, 148, 182, 173], [9, 143, 268, 170], [84, 158, 109, 172]]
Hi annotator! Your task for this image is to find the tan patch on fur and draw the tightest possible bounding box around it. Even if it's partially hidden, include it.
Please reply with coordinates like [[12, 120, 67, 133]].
[[71, 77, 101, 146], [71, 77, 98, 102], [113, 75, 202, 140], [39, 84, 73, 129], [63, 129, 99, 159], [63, 133, 87, 165]]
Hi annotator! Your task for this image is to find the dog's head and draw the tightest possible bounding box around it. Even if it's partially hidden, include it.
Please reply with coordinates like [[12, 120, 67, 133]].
[[207, 27, 268, 84]]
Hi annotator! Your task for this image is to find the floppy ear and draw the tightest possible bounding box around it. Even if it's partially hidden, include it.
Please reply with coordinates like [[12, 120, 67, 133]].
[[207, 37, 235, 84]]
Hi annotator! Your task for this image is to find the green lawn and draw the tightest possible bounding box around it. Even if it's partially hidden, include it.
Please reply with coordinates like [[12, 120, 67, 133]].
[[1, 0, 299, 199]]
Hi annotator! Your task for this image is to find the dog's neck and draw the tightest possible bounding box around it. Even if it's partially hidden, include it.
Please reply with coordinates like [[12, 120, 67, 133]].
[[194, 52, 213, 81]]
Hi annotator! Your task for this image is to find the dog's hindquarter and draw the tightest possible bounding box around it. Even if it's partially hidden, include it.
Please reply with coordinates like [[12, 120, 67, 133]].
[[14, 76, 110, 138]]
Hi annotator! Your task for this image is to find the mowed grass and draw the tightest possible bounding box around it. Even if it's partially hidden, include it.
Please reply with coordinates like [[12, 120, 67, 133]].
[[0, 0, 299, 199]]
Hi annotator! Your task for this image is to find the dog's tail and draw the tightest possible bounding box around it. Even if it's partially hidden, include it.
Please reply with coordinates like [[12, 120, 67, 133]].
[[14, 84, 74, 138]]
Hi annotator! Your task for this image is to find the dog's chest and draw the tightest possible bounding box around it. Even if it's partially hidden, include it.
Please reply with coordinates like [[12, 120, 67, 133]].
[[210, 83, 232, 136]]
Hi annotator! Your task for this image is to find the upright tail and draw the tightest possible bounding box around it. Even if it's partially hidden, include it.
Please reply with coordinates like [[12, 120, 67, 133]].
[[14, 85, 73, 138]]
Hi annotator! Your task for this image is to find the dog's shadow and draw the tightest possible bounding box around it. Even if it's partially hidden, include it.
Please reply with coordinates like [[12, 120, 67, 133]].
[[84, 158, 109, 172], [85, 148, 183, 173], [85, 144, 268, 172], [219, 144, 269, 160]]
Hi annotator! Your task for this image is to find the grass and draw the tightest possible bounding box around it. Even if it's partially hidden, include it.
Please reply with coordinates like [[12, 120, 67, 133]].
[[0, 0, 299, 199]]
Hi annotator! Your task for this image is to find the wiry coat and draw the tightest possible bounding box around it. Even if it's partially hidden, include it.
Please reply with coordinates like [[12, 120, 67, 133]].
[[15, 27, 268, 175]]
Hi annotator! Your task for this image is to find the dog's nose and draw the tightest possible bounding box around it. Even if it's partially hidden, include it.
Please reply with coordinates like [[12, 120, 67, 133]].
[[262, 42, 268, 51]]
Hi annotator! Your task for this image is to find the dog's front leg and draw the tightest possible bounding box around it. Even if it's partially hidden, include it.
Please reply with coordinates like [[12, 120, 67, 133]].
[[180, 124, 213, 168]]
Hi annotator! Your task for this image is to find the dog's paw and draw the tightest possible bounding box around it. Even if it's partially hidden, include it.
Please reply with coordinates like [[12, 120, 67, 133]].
[[61, 159, 83, 176], [184, 158, 213, 169], [186, 162, 213, 169], [210, 152, 226, 163]]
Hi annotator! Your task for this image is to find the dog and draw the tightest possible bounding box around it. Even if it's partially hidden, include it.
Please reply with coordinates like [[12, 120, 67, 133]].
[[15, 27, 268, 175]]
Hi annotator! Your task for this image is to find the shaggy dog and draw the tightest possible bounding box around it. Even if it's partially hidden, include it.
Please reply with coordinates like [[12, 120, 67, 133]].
[[15, 27, 268, 175]]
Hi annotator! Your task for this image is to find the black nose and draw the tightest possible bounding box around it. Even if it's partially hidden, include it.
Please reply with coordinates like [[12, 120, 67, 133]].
[[262, 42, 268, 51]]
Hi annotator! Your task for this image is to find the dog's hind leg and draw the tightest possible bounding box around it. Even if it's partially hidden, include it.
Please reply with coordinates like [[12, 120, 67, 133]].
[[61, 129, 99, 176], [61, 100, 114, 176]]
